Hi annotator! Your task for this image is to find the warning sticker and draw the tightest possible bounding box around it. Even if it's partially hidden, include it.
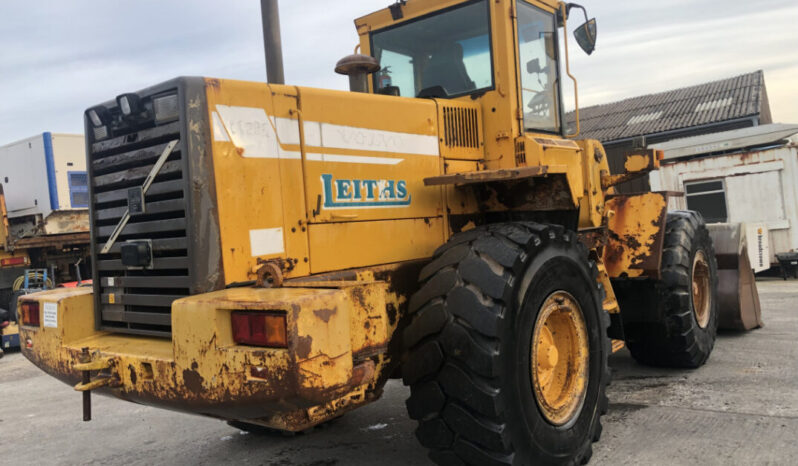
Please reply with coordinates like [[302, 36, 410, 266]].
[[43, 302, 58, 328]]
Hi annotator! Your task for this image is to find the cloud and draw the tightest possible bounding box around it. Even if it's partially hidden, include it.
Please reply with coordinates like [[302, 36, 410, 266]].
[[564, 1, 798, 123], [0, 0, 374, 143], [0, 0, 796, 144]]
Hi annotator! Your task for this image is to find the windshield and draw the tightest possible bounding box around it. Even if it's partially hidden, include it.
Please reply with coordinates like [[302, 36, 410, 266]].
[[517, 1, 560, 133], [371, 0, 493, 98]]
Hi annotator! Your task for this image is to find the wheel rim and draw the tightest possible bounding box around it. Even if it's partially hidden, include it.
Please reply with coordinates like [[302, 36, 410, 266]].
[[692, 250, 711, 329], [530, 291, 589, 426]]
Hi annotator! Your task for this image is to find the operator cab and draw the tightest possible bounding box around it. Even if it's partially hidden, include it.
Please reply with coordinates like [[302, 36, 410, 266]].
[[351, 0, 596, 138]]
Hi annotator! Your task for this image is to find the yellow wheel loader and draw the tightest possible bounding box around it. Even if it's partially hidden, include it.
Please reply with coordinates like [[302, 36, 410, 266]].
[[18, 0, 756, 464]]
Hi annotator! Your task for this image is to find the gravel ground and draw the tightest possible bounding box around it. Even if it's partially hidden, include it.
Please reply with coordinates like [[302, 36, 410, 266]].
[[1, 278, 795, 465]]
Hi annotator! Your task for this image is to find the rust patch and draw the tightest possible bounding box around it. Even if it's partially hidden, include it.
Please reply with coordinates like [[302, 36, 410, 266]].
[[350, 287, 367, 309], [604, 193, 667, 278], [622, 234, 642, 251], [313, 308, 336, 323], [129, 364, 137, 385], [386, 303, 398, 326], [349, 361, 376, 386], [296, 335, 313, 359], [206, 78, 221, 91], [182, 361, 204, 394]]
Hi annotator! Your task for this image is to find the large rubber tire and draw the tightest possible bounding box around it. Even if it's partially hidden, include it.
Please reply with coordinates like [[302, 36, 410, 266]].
[[403, 222, 610, 465], [624, 211, 719, 368]]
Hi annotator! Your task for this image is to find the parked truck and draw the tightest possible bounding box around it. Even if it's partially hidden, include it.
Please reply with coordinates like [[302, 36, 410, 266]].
[[16, 1, 759, 464], [0, 133, 91, 356]]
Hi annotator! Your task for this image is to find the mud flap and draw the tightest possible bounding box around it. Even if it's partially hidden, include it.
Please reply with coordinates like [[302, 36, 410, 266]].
[[707, 224, 763, 331]]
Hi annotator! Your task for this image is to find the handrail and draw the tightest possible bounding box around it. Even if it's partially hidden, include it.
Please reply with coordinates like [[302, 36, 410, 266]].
[[561, 2, 580, 139]]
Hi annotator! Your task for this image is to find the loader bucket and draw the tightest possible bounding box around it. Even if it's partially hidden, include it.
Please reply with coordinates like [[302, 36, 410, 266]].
[[707, 224, 764, 330]]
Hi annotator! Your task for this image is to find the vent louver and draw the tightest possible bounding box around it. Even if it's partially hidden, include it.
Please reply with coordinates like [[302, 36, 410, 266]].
[[442, 106, 480, 149]]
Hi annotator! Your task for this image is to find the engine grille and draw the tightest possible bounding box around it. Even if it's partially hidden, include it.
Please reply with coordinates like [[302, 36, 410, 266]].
[[442, 106, 480, 149], [438, 103, 483, 161], [90, 120, 190, 337]]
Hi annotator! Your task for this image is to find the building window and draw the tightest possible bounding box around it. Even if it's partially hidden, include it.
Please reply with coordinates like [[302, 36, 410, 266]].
[[684, 179, 728, 223], [68, 171, 89, 208]]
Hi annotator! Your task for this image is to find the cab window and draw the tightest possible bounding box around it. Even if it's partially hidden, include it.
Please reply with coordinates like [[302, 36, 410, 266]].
[[371, 0, 493, 98], [517, 2, 560, 133]]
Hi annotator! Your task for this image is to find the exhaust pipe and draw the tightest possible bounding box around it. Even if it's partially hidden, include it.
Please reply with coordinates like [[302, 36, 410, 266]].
[[261, 0, 285, 84]]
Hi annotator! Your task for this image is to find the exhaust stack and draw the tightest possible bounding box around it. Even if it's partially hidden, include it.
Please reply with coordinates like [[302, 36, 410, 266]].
[[261, 0, 285, 84]]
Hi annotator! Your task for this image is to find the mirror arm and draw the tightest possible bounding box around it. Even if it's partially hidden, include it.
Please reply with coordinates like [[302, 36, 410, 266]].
[[561, 2, 580, 139], [566, 3, 590, 24]]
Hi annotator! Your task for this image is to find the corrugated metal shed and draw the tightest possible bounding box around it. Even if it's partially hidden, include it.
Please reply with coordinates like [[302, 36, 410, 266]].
[[568, 70, 770, 143]]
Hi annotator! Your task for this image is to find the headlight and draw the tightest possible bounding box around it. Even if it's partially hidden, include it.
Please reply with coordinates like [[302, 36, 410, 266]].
[[87, 106, 110, 128], [116, 93, 143, 117], [153, 94, 179, 123]]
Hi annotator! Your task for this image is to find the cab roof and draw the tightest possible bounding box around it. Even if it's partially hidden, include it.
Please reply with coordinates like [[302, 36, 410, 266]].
[[355, 0, 561, 35]]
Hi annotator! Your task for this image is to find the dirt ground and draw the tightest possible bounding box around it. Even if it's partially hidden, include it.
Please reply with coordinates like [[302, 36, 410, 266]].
[[1, 279, 795, 465]]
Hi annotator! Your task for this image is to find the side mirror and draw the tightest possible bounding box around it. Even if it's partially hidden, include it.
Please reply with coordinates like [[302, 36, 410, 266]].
[[574, 18, 597, 55]]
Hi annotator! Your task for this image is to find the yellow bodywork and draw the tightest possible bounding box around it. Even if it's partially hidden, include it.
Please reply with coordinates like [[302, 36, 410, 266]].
[[20, 0, 668, 429], [604, 192, 669, 279]]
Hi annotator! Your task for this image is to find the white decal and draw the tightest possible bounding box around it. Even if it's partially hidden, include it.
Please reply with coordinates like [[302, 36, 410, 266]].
[[211, 111, 230, 142], [275, 117, 300, 145], [319, 123, 438, 156], [214, 105, 432, 163], [215, 105, 280, 158], [249, 228, 285, 257], [43, 302, 58, 328], [303, 121, 322, 146]]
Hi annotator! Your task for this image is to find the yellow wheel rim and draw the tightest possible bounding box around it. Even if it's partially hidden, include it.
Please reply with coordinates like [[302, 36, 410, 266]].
[[531, 291, 589, 426], [692, 250, 711, 329]]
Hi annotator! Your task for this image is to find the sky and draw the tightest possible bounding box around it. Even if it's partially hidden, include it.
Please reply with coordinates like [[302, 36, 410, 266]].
[[1, 0, 796, 144]]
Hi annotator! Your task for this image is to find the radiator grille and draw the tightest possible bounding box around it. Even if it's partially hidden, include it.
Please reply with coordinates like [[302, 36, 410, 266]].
[[442, 106, 480, 149], [90, 120, 189, 337]]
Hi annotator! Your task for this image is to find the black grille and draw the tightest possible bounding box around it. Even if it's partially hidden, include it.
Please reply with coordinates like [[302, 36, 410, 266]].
[[90, 119, 190, 337]]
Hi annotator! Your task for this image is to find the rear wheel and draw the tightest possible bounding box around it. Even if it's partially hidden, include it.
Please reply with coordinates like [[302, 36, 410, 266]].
[[403, 222, 610, 465], [624, 211, 719, 368]]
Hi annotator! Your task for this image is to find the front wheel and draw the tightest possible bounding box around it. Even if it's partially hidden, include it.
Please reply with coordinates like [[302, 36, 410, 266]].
[[623, 211, 719, 368], [403, 223, 610, 465]]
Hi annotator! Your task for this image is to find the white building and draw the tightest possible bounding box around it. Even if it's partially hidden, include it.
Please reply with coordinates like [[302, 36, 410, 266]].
[[650, 124, 798, 264], [0, 133, 87, 219]]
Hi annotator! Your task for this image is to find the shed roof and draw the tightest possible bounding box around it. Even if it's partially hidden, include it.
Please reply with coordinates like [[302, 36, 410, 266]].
[[568, 70, 769, 143], [651, 123, 798, 160]]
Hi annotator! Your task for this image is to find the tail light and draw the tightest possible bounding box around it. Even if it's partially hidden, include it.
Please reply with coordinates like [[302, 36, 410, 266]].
[[20, 301, 41, 327], [231, 312, 287, 348], [1, 256, 27, 267]]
